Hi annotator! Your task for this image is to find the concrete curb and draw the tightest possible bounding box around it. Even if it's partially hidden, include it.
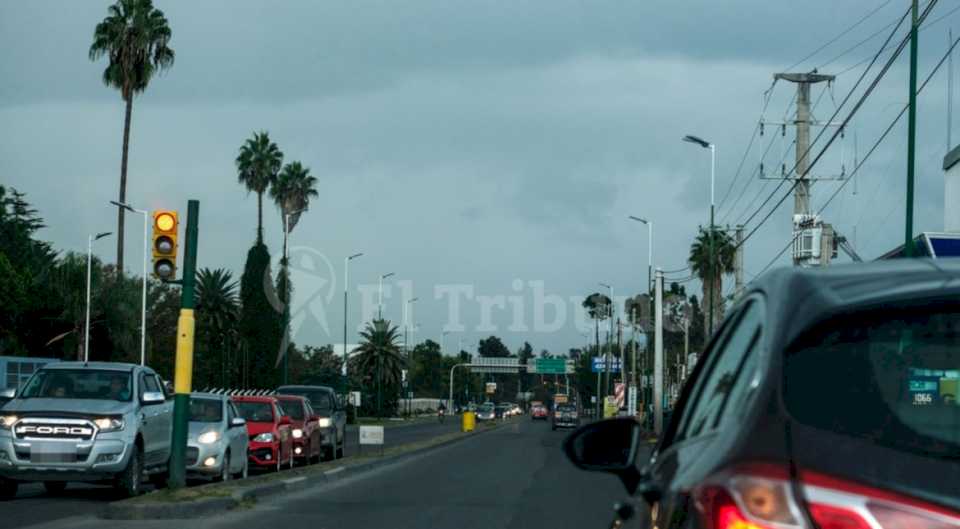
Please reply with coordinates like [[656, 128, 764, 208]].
[[99, 420, 508, 520]]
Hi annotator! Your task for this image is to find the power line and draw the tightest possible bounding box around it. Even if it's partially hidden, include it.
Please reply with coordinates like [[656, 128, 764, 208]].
[[783, 0, 894, 72], [716, 83, 780, 213], [753, 29, 959, 277]]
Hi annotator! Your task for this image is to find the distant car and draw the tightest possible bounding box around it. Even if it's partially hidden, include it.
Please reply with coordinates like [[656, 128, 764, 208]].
[[551, 403, 579, 430], [275, 395, 322, 465], [276, 385, 345, 460], [186, 393, 249, 481], [232, 395, 294, 472], [494, 404, 511, 419], [475, 403, 496, 421], [531, 404, 548, 421]]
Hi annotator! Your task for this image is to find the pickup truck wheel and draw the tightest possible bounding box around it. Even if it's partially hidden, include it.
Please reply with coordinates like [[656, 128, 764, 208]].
[[43, 481, 67, 495], [0, 478, 16, 499], [115, 448, 143, 498]]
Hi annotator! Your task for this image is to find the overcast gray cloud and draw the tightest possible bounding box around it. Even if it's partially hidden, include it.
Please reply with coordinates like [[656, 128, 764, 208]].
[[2, 0, 958, 354]]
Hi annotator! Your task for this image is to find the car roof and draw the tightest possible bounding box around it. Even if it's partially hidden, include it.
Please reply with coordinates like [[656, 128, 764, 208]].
[[231, 395, 277, 403], [742, 259, 960, 354], [41, 362, 151, 375], [275, 394, 307, 402], [190, 392, 226, 401], [276, 385, 334, 392]]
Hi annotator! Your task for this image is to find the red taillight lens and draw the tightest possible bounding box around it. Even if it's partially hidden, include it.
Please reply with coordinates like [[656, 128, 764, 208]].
[[807, 503, 872, 529], [697, 487, 783, 529], [716, 504, 774, 529]]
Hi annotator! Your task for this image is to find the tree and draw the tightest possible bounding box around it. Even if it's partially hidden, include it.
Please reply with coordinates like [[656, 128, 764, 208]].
[[688, 227, 736, 337], [478, 336, 510, 358], [350, 319, 404, 417], [289, 345, 342, 387], [270, 161, 318, 231], [582, 292, 611, 355], [409, 340, 444, 397], [196, 268, 239, 388], [238, 242, 283, 388], [236, 132, 283, 243], [89, 0, 174, 272]]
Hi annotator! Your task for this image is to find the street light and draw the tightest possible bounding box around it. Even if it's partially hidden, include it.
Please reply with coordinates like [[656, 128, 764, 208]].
[[628, 216, 653, 295], [343, 252, 364, 379], [598, 282, 615, 398], [403, 297, 419, 355], [280, 208, 307, 384], [683, 134, 717, 336], [378, 272, 395, 320], [110, 200, 148, 366], [85, 231, 112, 363], [441, 330, 450, 356]]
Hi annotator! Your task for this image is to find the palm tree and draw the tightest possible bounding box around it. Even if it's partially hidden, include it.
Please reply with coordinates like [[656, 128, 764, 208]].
[[270, 161, 319, 233], [582, 292, 611, 355], [89, 0, 174, 273], [351, 319, 404, 417], [236, 132, 284, 243], [688, 227, 736, 339], [196, 268, 240, 387]]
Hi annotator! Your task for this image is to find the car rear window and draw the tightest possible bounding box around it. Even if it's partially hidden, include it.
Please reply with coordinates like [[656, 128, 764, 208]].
[[234, 401, 274, 422], [557, 405, 576, 412], [784, 306, 960, 459]]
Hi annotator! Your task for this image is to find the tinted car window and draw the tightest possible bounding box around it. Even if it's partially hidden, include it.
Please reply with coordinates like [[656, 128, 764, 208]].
[[21, 369, 133, 401], [785, 306, 960, 457], [190, 398, 223, 422], [235, 401, 274, 422], [678, 301, 762, 440], [278, 399, 305, 420]]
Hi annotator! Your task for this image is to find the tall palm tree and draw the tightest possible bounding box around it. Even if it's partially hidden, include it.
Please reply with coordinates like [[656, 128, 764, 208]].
[[236, 132, 283, 243], [351, 319, 404, 417], [688, 227, 736, 339], [270, 161, 319, 233], [582, 292, 611, 355], [89, 0, 174, 273], [196, 268, 240, 387]]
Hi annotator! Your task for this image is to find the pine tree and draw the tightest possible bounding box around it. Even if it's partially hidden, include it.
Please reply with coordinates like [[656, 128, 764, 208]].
[[239, 242, 283, 388]]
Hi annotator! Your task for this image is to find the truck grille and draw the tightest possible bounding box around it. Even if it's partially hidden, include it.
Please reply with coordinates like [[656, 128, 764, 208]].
[[13, 418, 97, 441]]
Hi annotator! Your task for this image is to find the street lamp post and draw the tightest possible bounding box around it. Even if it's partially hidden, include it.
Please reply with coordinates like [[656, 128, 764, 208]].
[[85, 232, 112, 362], [441, 330, 450, 356], [281, 208, 306, 384], [403, 297, 419, 356], [683, 134, 716, 337], [628, 216, 653, 295], [599, 282, 614, 399], [343, 252, 363, 387], [110, 201, 148, 366], [378, 272, 395, 320]]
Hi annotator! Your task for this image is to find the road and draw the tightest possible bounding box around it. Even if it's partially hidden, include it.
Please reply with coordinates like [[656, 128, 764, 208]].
[[25, 418, 641, 529], [6, 417, 463, 529]]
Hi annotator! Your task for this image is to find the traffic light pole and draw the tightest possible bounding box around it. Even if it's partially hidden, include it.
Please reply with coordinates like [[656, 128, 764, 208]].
[[169, 200, 199, 489]]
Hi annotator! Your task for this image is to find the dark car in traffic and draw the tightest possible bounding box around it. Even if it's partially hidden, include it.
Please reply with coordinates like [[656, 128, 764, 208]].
[[551, 403, 580, 430], [276, 385, 346, 460], [565, 260, 960, 528]]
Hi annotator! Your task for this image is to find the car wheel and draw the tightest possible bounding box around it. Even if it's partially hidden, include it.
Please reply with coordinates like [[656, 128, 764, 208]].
[[0, 478, 17, 499], [43, 481, 67, 495], [219, 452, 231, 482], [115, 447, 142, 498]]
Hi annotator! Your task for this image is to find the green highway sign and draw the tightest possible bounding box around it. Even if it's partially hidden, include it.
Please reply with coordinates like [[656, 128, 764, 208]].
[[532, 358, 572, 374]]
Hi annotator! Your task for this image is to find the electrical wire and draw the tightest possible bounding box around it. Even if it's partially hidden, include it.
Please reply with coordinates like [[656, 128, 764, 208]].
[[752, 29, 960, 277], [783, 0, 894, 72]]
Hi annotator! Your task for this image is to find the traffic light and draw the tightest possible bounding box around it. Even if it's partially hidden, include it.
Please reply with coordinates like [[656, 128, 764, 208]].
[[152, 210, 178, 281]]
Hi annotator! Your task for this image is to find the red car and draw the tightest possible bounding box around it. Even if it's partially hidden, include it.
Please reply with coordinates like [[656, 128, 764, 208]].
[[531, 404, 548, 420], [232, 396, 294, 472], [275, 395, 322, 465]]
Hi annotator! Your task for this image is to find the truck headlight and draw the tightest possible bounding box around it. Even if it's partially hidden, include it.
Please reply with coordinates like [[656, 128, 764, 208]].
[[253, 432, 274, 443], [292, 428, 303, 439], [318, 418, 331, 428], [198, 431, 220, 444], [94, 417, 124, 432], [0, 415, 16, 430]]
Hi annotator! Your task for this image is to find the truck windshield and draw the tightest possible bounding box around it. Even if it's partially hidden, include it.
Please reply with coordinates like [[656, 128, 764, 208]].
[[189, 398, 223, 423], [20, 369, 133, 401]]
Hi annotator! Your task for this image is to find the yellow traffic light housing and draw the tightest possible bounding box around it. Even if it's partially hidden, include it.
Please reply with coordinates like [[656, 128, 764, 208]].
[[152, 210, 178, 281]]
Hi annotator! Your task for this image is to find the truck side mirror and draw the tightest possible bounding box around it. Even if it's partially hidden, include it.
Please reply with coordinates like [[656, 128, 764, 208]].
[[141, 391, 166, 405], [0, 388, 15, 399]]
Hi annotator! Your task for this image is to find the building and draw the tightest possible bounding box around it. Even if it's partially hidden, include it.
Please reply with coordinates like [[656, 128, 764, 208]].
[[879, 144, 960, 259], [0, 356, 59, 390]]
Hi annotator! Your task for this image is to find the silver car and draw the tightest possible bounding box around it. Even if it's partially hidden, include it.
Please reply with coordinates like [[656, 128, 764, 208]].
[[186, 393, 248, 481]]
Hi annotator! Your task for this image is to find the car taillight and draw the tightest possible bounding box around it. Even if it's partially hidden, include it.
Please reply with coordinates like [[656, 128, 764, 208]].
[[694, 466, 960, 529]]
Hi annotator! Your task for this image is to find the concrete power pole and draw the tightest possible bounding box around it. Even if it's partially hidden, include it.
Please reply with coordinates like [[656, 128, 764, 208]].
[[654, 268, 664, 437], [773, 72, 835, 267]]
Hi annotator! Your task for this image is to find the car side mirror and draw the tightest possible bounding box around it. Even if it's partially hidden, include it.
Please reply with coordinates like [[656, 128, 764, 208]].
[[0, 388, 15, 399], [280, 415, 292, 426], [141, 391, 166, 405], [230, 417, 246, 428], [562, 417, 644, 495]]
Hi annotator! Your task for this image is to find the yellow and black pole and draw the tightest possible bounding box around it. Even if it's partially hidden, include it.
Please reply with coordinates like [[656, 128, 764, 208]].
[[169, 199, 199, 489]]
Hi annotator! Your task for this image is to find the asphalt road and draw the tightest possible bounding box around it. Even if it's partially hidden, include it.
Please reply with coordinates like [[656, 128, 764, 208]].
[[6, 417, 464, 529]]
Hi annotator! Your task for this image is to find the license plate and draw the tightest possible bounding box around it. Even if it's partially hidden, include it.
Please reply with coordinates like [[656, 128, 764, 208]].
[[30, 441, 77, 463]]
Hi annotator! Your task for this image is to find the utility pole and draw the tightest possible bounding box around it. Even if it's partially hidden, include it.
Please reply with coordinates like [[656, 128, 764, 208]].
[[773, 72, 835, 267], [654, 268, 664, 437], [905, 0, 920, 257], [734, 224, 744, 298]]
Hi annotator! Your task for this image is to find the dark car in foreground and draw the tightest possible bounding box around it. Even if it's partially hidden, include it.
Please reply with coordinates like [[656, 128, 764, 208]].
[[565, 260, 960, 529]]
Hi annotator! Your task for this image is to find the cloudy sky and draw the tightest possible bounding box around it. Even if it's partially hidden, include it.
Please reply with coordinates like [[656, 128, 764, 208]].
[[2, 0, 958, 355]]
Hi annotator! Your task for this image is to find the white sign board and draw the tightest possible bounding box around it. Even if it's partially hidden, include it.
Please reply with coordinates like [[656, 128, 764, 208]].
[[485, 382, 497, 394], [627, 384, 638, 416], [349, 391, 361, 407], [359, 425, 384, 445]]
